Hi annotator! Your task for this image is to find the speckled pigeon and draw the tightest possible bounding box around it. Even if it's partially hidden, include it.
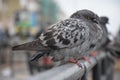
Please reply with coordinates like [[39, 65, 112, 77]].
[[12, 9, 103, 65]]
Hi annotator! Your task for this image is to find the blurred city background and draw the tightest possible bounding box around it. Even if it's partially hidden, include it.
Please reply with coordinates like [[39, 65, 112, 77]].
[[0, 0, 120, 80]]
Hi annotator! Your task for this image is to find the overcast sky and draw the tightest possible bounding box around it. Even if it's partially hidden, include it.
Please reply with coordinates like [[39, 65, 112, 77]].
[[56, 0, 120, 35]]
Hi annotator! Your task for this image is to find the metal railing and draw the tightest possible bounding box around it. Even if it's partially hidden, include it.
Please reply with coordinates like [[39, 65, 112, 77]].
[[28, 51, 114, 80]]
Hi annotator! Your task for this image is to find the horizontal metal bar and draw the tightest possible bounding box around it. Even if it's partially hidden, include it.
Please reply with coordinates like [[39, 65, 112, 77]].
[[28, 52, 106, 80]]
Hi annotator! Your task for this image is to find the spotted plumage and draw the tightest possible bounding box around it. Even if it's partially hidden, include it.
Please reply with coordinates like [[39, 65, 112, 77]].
[[40, 19, 88, 49], [12, 9, 103, 63]]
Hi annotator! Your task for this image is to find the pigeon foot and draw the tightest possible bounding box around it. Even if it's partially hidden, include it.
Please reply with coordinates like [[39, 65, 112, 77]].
[[90, 51, 98, 57], [80, 56, 91, 64], [68, 59, 82, 67]]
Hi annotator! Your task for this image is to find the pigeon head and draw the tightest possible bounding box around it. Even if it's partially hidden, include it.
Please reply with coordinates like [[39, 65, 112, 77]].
[[70, 9, 99, 24], [99, 16, 109, 24]]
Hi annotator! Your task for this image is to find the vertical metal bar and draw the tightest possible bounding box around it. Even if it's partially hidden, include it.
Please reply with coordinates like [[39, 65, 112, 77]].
[[101, 58, 107, 75], [81, 74, 87, 80], [107, 67, 114, 80], [106, 62, 114, 80], [26, 52, 36, 75], [92, 61, 101, 80], [10, 50, 14, 77]]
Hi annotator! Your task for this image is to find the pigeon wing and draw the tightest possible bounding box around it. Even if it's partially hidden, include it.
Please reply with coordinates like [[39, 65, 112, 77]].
[[39, 18, 89, 49], [12, 18, 88, 51]]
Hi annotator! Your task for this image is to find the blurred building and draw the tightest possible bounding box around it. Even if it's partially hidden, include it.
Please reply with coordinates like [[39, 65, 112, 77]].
[[0, 0, 65, 79]]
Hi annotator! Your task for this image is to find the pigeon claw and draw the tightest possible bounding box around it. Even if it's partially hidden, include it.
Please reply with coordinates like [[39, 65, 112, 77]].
[[43, 56, 53, 65], [90, 51, 98, 57], [68, 59, 82, 68], [81, 57, 91, 64]]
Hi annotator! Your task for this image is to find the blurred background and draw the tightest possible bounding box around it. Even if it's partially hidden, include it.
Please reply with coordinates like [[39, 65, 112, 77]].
[[0, 0, 120, 80]]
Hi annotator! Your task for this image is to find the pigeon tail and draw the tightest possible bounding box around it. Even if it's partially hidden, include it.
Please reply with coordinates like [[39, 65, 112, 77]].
[[12, 39, 50, 51]]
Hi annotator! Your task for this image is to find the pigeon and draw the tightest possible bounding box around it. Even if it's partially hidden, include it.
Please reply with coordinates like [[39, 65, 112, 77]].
[[99, 17, 120, 61], [113, 27, 120, 45], [12, 9, 103, 66], [98, 16, 110, 49], [107, 27, 120, 59]]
